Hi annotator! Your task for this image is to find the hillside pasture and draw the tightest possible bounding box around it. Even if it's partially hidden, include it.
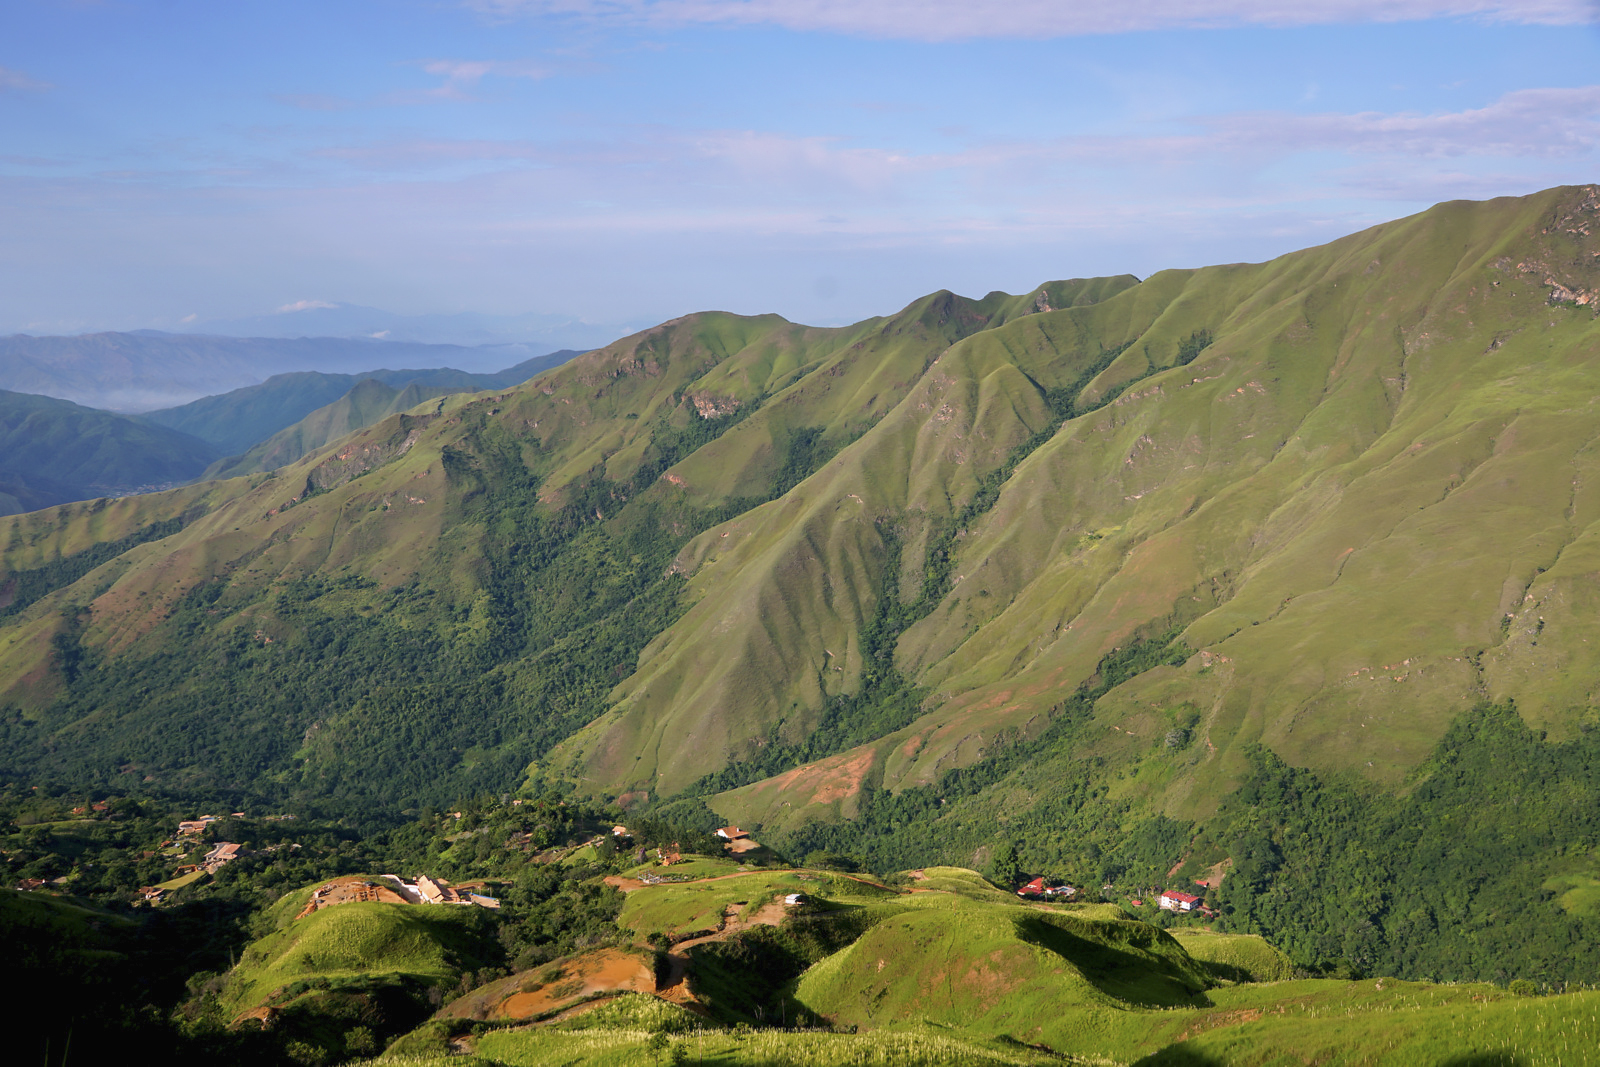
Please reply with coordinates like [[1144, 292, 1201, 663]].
[[223, 899, 479, 1015], [1168, 928, 1295, 983], [617, 868, 896, 941]]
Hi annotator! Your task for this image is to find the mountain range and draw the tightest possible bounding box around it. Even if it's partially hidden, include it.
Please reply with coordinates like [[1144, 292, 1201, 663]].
[[2, 185, 1598, 983], [0, 351, 582, 516], [0, 391, 218, 515], [143, 351, 581, 458], [171, 302, 646, 350], [0, 331, 581, 412]]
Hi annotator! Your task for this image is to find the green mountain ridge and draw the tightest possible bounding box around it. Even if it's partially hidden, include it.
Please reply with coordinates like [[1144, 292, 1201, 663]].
[[2, 186, 1599, 986]]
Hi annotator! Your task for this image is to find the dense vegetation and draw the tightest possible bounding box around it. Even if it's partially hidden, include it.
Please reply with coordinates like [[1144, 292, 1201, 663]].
[[1217, 703, 1600, 986], [0, 392, 839, 811]]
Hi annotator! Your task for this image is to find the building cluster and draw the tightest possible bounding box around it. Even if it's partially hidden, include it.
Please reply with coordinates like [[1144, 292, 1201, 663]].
[[1017, 877, 1077, 900], [381, 873, 500, 909]]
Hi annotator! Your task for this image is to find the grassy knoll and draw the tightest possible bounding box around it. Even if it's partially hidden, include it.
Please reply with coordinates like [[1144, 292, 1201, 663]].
[[909, 866, 1032, 904], [222, 895, 485, 1015], [794, 890, 1212, 1055], [1168, 929, 1295, 983], [617, 867, 896, 940]]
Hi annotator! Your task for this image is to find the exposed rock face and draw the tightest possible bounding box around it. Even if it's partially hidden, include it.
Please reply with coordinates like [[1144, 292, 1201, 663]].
[[689, 392, 741, 419]]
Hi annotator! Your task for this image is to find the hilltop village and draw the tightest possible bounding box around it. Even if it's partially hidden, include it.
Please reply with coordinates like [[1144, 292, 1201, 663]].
[[4, 788, 1227, 931]]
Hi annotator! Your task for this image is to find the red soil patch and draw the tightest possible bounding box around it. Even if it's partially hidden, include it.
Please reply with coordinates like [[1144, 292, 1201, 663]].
[[809, 749, 875, 805], [442, 949, 657, 1022], [733, 747, 875, 809], [1194, 859, 1232, 890], [295, 875, 410, 919], [604, 875, 647, 892]]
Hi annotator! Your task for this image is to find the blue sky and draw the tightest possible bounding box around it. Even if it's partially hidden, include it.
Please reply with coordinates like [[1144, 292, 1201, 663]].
[[2, 0, 1598, 337]]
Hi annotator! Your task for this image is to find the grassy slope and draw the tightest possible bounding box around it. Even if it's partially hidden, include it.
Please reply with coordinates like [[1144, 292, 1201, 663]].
[[693, 184, 1600, 828], [1134, 985, 1600, 1066], [793, 893, 1213, 1053], [1168, 929, 1295, 983], [466, 1026, 1072, 1067], [390, 980, 1600, 1067], [0, 279, 1091, 802], [223, 888, 476, 1014], [4, 187, 1600, 828]]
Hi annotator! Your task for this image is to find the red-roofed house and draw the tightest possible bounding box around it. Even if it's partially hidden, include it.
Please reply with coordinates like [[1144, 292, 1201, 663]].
[[1017, 877, 1046, 898], [1159, 890, 1201, 912], [714, 827, 748, 841]]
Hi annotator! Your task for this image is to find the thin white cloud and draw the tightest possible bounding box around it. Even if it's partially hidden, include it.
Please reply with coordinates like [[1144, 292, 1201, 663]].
[[1205, 85, 1600, 158], [465, 0, 1596, 40], [276, 299, 339, 313], [417, 58, 554, 99], [305, 85, 1600, 186], [0, 66, 52, 92]]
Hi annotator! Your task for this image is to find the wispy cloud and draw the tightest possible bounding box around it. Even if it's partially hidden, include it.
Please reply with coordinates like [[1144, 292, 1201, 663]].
[[277, 299, 338, 312], [465, 0, 1596, 40], [302, 85, 1600, 189], [416, 58, 554, 99], [1200, 85, 1600, 159], [0, 66, 52, 92]]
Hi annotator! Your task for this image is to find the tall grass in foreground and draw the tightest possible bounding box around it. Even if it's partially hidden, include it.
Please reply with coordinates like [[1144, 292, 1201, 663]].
[[1144, 987, 1600, 1066], [371, 1026, 1113, 1067]]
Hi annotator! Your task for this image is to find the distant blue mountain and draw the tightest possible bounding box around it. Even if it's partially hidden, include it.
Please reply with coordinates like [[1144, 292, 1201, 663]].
[[143, 350, 581, 455], [0, 330, 593, 412], [172, 302, 642, 349]]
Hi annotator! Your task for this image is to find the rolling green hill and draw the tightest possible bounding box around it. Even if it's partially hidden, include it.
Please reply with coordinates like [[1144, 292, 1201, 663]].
[[377, 861, 1600, 1067], [3, 186, 1600, 991], [0, 389, 218, 515]]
